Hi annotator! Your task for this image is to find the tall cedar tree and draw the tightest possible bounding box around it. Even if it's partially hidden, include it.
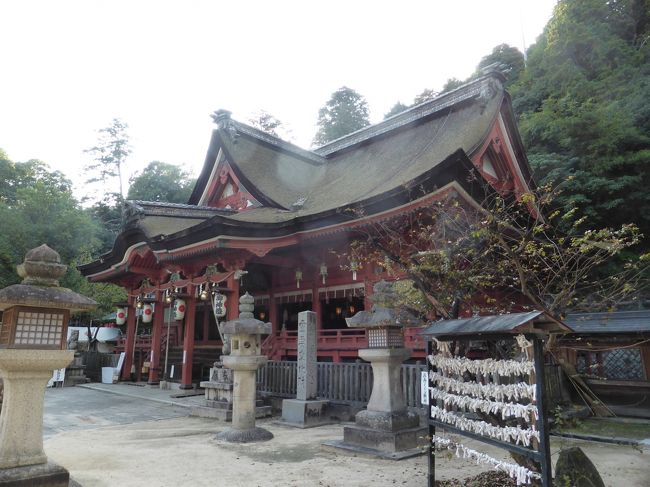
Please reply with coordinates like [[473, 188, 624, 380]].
[[127, 161, 195, 204], [313, 87, 370, 146]]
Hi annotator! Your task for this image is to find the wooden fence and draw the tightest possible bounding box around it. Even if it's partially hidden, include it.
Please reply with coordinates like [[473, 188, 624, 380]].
[[257, 360, 427, 408]]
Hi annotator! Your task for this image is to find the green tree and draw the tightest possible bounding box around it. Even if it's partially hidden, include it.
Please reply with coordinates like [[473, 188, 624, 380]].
[[412, 88, 438, 105], [476, 43, 526, 86], [440, 78, 464, 93], [509, 0, 650, 241], [312, 87, 370, 146], [127, 161, 196, 203], [0, 153, 102, 289], [384, 102, 408, 119], [84, 118, 131, 204], [247, 110, 292, 140]]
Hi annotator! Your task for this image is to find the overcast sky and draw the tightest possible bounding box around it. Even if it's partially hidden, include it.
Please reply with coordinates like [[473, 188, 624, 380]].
[[0, 0, 557, 198]]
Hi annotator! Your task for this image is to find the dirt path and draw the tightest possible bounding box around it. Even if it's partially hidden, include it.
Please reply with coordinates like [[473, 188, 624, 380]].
[[44, 416, 648, 487]]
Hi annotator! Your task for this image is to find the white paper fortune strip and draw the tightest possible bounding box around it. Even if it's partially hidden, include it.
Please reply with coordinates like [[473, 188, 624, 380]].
[[428, 355, 535, 376], [429, 388, 539, 421], [430, 406, 540, 446], [431, 435, 542, 486], [429, 371, 537, 402]]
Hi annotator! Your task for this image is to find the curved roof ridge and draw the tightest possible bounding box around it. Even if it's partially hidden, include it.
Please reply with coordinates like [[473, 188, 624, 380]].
[[227, 119, 326, 165], [314, 73, 505, 157], [130, 200, 233, 211]]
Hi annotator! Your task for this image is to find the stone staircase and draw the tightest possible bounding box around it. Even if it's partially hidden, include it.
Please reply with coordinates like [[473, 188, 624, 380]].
[[163, 346, 223, 383]]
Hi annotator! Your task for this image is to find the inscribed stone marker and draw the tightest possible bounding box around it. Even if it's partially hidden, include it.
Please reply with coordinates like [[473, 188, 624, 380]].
[[296, 311, 317, 401]]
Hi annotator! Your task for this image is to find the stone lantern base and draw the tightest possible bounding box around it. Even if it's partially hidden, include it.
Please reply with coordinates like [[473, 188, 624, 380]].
[[342, 409, 424, 454], [323, 347, 426, 460], [0, 461, 69, 487], [0, 350, 74, 485]]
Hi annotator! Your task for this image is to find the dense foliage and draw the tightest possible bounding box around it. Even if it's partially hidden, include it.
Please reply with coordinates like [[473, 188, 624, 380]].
[[0, 150, 125, 315], [0, 122, 195, 317], [312, 86, 370, 145], [511, 0, 650, 243], [127, 161, 195, 204]]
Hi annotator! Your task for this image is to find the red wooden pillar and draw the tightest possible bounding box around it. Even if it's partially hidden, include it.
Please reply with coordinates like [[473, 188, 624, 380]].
[[121, 295, 137, 381], [226, 274, 240, 321], [148, 292, 164, 384], [180, 295, 197, 389], [268, 270, 278, 334], [312, 282, 322, 331]]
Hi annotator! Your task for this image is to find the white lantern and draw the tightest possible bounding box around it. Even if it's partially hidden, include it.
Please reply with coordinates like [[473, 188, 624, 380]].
[[116, 307, 127, 325], [142, 303, 154, 323], [174, 299, 186, 320]]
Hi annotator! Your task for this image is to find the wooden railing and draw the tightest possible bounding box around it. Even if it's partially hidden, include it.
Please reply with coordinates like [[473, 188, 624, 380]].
[[261, 326, 427, 361], [257, 360, 427, 408]]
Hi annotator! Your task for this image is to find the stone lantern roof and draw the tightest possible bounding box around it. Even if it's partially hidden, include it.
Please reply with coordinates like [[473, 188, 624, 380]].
[[0, 244, 96, 312], [222, 292, 271, 335], [345, 280, 422, 329]]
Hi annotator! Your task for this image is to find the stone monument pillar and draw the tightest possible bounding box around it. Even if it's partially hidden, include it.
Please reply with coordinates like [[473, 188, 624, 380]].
[[215, 293, 273, 442], [324, 281, 426, 459], [0, 244, 96, 485], [281, 311, 329, 427]]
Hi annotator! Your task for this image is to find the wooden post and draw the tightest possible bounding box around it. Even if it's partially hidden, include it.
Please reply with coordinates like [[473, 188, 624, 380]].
[[427, 340, 435, 487], [226, 274, 240, 321], [148, 292, 163, 384], [641, 344, 650, 380], [312, 283, 322, 331], [180, 295, 197, 389], [121, 295, 137, 380], [534, 337, 552, 487]]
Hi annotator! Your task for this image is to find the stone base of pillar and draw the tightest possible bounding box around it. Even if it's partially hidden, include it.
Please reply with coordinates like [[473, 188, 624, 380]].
[[281, 399, 331, 428], [0, 461, 69, 486], [323, 410, 426, 460], [342, 423, 426, 452], [214, 426, 273, 443]]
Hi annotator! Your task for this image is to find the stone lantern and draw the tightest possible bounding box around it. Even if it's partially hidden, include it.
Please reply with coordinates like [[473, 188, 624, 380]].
[[215, 292, 273, 443], [0, 244, 96, 485], [333, 280, 426, 458]]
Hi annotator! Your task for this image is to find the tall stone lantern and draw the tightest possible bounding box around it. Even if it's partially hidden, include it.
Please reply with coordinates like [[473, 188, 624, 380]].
[[335, 281, 426, 458], [215, 292, 273, 443], [0, 244, 96, 485]]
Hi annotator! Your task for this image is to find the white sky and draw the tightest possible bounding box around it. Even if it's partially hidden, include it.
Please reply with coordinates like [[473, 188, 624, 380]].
[[0, 0, 557, 198]]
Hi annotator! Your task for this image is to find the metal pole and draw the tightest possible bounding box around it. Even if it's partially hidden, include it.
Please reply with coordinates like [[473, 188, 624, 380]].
[[131, 313, 141, 376], [427, 339, 435, 487], [533, 337, 552, 487]]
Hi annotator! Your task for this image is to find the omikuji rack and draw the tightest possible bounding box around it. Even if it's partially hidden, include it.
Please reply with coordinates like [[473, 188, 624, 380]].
[[419, 311, 572, 487]]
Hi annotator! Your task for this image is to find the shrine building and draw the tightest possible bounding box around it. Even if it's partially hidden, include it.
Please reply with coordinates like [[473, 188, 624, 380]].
[[79, 71, 535, 389]]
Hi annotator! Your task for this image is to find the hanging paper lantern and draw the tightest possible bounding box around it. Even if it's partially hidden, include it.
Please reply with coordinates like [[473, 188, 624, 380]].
[[116, 307, 127, 325], [174, 299, 186, 320], [142, 303, 154, 323]]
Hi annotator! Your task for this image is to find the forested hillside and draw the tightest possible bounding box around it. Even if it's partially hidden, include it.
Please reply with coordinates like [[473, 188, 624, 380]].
[[510, 0, 650, 241]]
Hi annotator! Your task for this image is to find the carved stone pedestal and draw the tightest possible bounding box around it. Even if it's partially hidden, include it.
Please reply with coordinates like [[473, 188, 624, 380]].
[[281, 399, 330, 428], [324, 347, 426, 459], [192, 362, 270, 421], [214, 355, 273, 442], [0, 350, 73, 481]]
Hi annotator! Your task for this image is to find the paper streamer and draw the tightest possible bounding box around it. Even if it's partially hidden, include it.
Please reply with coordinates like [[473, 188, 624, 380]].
[[430, 406, 540, 447], [432, 435, 542, 486], [429, 388, 539, 421], [429, 371, 536, 402], [428, 355, 535, 377]]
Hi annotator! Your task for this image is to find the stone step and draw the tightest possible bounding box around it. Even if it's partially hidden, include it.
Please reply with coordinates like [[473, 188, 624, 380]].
[[190, 405, 271, 421]]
